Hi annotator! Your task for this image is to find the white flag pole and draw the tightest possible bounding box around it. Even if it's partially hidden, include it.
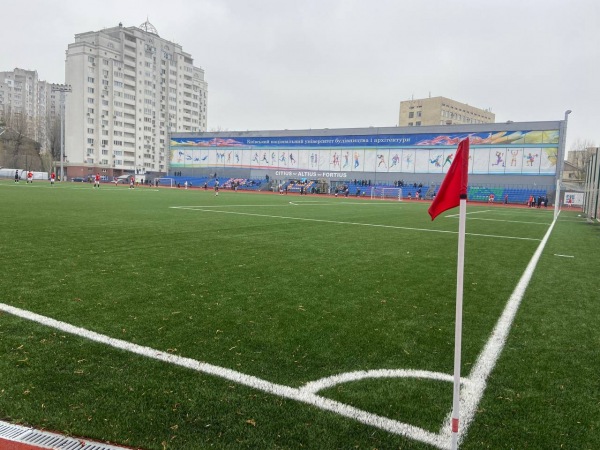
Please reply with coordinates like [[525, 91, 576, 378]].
[[451, 194, 467, 450]]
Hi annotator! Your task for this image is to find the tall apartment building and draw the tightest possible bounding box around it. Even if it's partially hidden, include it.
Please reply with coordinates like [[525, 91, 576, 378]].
[[65, 20, 208, 179], [399, 96, 494, 127], [0, 68, 56, 151]]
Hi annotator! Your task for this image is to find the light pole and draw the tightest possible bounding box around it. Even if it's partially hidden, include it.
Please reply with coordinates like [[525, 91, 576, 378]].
[[554, 109, 572, 219], [51, 84, 72, 181]]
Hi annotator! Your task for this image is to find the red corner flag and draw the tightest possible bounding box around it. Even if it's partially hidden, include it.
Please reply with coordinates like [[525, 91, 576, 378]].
[[428, 138, 470, 220]]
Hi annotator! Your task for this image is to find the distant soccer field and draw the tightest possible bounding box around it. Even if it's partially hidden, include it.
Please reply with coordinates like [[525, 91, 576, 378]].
[[0, 180, 597, 449]]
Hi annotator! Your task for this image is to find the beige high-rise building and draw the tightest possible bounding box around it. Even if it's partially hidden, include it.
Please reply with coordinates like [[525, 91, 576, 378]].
[[64, 20, 208, 179], [399, 96, 494, 127]]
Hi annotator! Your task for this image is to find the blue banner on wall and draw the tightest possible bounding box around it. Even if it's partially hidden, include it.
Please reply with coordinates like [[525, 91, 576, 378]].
[[171, 129, 559, 149]]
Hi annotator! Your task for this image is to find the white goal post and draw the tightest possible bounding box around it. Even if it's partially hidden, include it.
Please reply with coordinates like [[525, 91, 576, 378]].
[[370, 187, 403, 201], [156, 177, 175, 188]]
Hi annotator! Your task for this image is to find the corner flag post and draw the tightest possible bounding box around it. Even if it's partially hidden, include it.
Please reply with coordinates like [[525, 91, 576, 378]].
[[427, 137, 469, 449], [451, 192, 467, 450]]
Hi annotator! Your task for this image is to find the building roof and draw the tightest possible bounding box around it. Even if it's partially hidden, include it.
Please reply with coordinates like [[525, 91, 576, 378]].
[[138, 18, 159, 36]]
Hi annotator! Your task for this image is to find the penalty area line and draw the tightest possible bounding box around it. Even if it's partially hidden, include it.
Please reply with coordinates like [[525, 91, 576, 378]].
[[171, 206, 541, 242]]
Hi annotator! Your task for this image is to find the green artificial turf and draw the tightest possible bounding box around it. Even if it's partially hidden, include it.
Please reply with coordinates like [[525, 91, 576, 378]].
[[0, 180, 597, 449]]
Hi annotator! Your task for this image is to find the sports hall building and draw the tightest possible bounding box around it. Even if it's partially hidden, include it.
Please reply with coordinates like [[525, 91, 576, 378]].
[[168, 120, 567, 201]]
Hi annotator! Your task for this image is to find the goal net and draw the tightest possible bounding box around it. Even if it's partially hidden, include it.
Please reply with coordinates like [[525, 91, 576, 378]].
[[370, 187, 403, 201], [156, 177, 175, 188]]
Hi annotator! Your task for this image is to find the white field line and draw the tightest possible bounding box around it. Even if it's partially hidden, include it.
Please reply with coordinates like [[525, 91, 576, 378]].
[[0, 302, 447, 448], [439, 211, 560, 446], [451, 217, 551, 225], [445, 210, 493, 218], [445, 209, 551, 224], [171, 206, 541, 242], [174, 202, 402, 208], [0, 211, 559, 449], [554, 254, 574, 258], [0, 183, 159, 192]]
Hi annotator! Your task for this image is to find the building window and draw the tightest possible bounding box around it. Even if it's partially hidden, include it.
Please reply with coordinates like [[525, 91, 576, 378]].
[[408, 112, 414, 118], [415, 121, 421, 126]]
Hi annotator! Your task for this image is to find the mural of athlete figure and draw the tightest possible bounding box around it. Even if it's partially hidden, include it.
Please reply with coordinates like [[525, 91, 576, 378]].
[[261, 152, 269, 164], [271, 152, 277, 165], [332, 152, 340, 167], [252, 152, 259, 163], [510, 150, 519, 166], [492, 151, 505, 167], [430, 155, 442, 167], [289, 153, 296, 164], [343, 151, 350, 168], [525, 152, 539, 166], [391, 154, 400, 167], [377, 154, 387, 168], [443, 153, 454, 168], [354, 152, 360, 168]]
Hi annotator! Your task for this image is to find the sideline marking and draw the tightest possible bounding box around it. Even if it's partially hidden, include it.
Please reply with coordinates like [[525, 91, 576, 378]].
[[554, 254, 574, 258], [0, 213, 560, 448], [445, 210, 493, 217], [0, 183, 159, 192], [439, 211, 560, 446], [453, 217, 551, 225], [172, 206, 541, 242]]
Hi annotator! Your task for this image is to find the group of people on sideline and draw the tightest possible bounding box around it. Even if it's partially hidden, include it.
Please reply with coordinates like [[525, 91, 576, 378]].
[[528, 195, 548, 208]]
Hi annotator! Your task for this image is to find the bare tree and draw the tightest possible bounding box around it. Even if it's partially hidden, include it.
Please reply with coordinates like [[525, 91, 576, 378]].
[[46, 114, 62, 162], [208, 126, 229, 132], [568, 139, 597, 180], [5, 113, 29, 168]]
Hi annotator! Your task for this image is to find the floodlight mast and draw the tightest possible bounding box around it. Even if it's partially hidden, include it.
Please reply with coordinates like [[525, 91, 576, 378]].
[[555, 109, 572, 219], [50, 84, 72, 181]]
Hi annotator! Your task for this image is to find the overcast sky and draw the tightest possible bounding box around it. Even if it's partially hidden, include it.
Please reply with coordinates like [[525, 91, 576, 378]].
[[3, 0, 598, 154]]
